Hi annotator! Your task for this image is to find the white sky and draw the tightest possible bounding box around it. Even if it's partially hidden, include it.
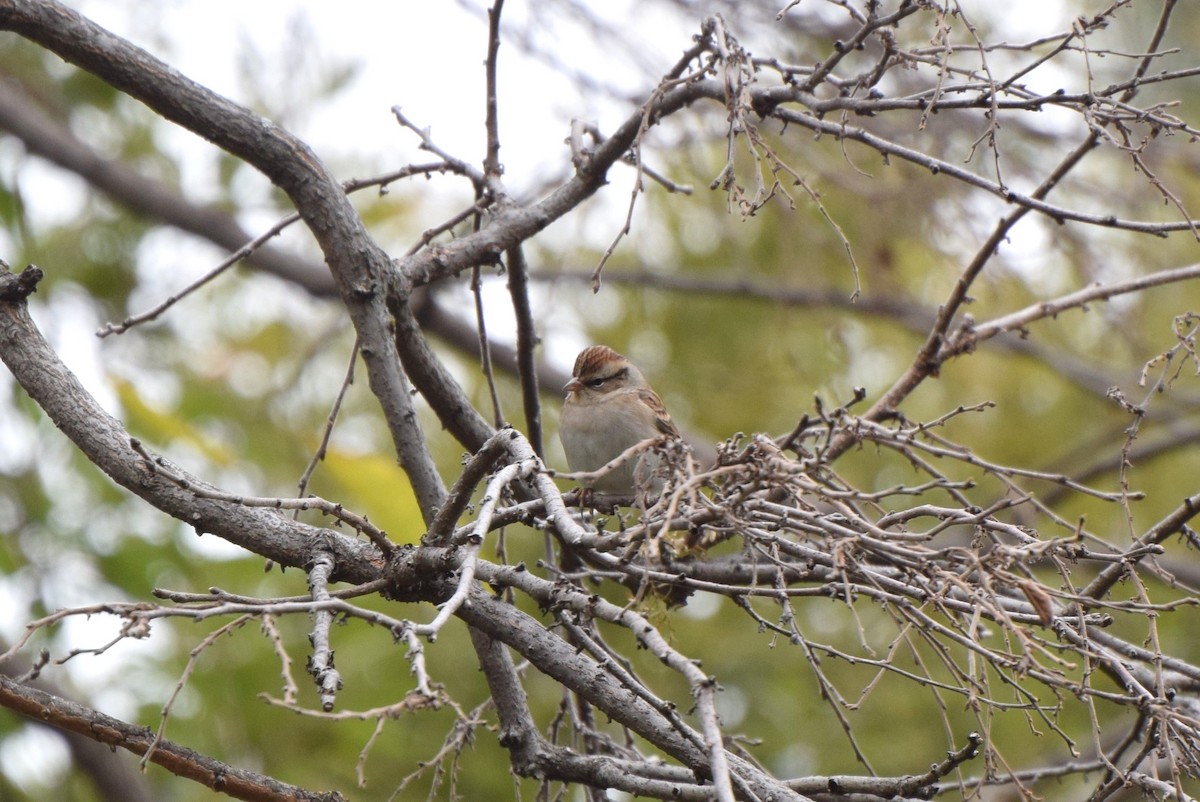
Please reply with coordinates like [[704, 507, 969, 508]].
[[74, 0, 684, 200]]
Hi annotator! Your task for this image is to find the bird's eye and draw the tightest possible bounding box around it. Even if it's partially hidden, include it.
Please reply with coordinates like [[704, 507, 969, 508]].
[[585, 367, 626, 389]]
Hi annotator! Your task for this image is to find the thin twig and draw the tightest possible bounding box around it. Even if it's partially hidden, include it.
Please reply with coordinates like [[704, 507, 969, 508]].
[[296, 337, 360, 503], [505, 244, 542, 456], [307, 550, 343, 712]]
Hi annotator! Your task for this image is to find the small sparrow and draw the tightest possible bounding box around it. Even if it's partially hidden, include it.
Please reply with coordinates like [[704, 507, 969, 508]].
[[559, 345, 681, 495]]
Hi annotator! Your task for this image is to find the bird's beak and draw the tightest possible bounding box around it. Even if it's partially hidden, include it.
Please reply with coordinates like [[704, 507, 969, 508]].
[[563, 378, 582, 396]]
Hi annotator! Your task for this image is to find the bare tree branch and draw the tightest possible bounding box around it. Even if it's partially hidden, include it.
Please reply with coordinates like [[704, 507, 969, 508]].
[[0, 0, 447, 520], [0, 673, 345, 802], [0, 265, 382, 581], [0, 78, 337, 295], [4, 2, 1200, 800]]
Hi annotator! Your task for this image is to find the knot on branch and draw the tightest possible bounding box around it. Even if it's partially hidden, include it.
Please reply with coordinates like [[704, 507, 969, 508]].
[[0, 264, 45, 302], [381, 544, 459, 605]]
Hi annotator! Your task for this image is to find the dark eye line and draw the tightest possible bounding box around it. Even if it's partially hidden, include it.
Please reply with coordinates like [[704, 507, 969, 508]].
[[586, 366, 627, 388]]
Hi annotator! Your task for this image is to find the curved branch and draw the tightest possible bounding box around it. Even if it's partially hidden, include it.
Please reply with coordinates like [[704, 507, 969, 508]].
[[0, 78, 338, 297], [0, 75, 546, 409], [0, 674, 345, 802], [0, 265, 382, 583], [388, 71, 1200, 305], [768, 105, 1193, 235], [0, 652, 156, 802], [947, 262, 1200, 356], [455, 585, 808, 802], [1080, 492, 1200, 602], [0, 0, 447, 521]]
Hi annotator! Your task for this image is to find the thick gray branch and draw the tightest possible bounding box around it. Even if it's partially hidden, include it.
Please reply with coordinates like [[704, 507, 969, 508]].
[[0, 266, 383, 583], [0, 0, 447, 521]]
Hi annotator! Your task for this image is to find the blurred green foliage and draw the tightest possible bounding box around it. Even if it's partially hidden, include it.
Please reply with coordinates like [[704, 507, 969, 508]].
[[2, 3, 1200, 801]]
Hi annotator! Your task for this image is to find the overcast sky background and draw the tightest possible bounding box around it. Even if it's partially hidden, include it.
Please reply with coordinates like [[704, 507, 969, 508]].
[[0, 0, 1145, 792]]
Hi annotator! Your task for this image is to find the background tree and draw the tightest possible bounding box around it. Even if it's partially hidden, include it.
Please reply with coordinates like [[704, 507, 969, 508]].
[[2, 1, 1200, 800]]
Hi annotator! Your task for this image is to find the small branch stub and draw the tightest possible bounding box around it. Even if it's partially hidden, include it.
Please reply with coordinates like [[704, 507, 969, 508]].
[[0, 264, 45, 302]]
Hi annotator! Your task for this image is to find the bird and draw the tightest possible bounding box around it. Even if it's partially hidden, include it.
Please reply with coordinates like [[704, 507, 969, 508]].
[[559, 345, 681, 496]]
